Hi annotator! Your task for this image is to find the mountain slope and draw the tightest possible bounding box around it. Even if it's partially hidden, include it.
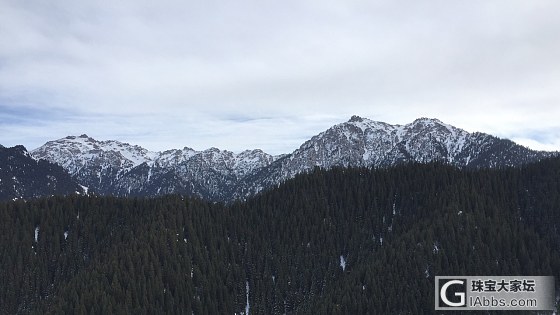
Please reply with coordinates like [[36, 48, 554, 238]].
[[1, 160, 559, 314], [0, 145, 85, 200], [30, 117, 556, 201], [234, 116, 556, 198], [289, 116, 552, 169]]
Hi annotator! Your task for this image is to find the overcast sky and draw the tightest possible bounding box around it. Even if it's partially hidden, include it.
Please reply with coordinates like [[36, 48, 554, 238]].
[[1, 0, 559, 154]]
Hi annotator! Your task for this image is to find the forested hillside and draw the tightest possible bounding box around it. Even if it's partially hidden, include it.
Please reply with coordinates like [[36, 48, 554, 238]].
[[0, 145, 84, 200], [1, 159, 559, 314]]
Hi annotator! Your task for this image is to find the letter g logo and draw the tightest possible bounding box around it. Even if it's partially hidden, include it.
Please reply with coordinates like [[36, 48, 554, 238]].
[[440, 279, 466, 307]]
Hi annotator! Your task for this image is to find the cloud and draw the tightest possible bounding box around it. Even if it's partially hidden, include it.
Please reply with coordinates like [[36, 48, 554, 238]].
[[1, 0, 559, 154]]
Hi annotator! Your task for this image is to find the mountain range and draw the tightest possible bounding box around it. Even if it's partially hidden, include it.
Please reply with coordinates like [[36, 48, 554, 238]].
[[2, 116, 557, 201]]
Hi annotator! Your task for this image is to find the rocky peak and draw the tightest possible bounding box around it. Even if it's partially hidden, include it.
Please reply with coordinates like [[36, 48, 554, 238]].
[[26, 117, 557, 201], [348, 115, 364, 123]]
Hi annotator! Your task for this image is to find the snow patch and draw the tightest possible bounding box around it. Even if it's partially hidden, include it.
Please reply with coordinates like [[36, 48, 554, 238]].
[[243, 280, 250, 315], [79, 185, 89, 195]]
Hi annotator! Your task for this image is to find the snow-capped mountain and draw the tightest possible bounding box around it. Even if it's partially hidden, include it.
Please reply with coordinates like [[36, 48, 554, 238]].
[[31, 134, 277, 200], [294, 116, 553, 168], [29, 117, 556, 201], [30, 135, 157, 195], [234, 116, 556, 198], [0, 145, 85, 200]]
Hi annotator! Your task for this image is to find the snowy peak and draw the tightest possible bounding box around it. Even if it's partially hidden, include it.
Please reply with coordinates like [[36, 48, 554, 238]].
[[410, 117, 445, 126], [347, 116, 551, 166], [155, 147, 198, 168], [31, 134, 276, 199], [32, 135, 276, 175], [322, 116, 472, 164], [235, 116, 556, 199], [26, 116, 557, 201], [347, 115, 392, 129], [233, 149, 276, 177], [31, 135, 157, 175]]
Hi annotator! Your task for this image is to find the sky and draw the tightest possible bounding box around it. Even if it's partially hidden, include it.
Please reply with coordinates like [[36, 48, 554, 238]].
[[1, 0, 559, 155]]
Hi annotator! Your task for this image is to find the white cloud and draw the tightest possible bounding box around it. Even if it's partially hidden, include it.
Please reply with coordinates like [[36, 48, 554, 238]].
[[1, 0, 559, 154]]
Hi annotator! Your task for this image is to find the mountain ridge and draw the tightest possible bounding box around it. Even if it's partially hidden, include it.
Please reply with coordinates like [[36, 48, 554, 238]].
[[0, 145, 85, 200], [233, 116, 556, 199], [20, 116, 559, 201]]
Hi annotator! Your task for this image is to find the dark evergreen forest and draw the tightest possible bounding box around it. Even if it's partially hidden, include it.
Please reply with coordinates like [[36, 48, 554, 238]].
[[1, 159, 559, 314]]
